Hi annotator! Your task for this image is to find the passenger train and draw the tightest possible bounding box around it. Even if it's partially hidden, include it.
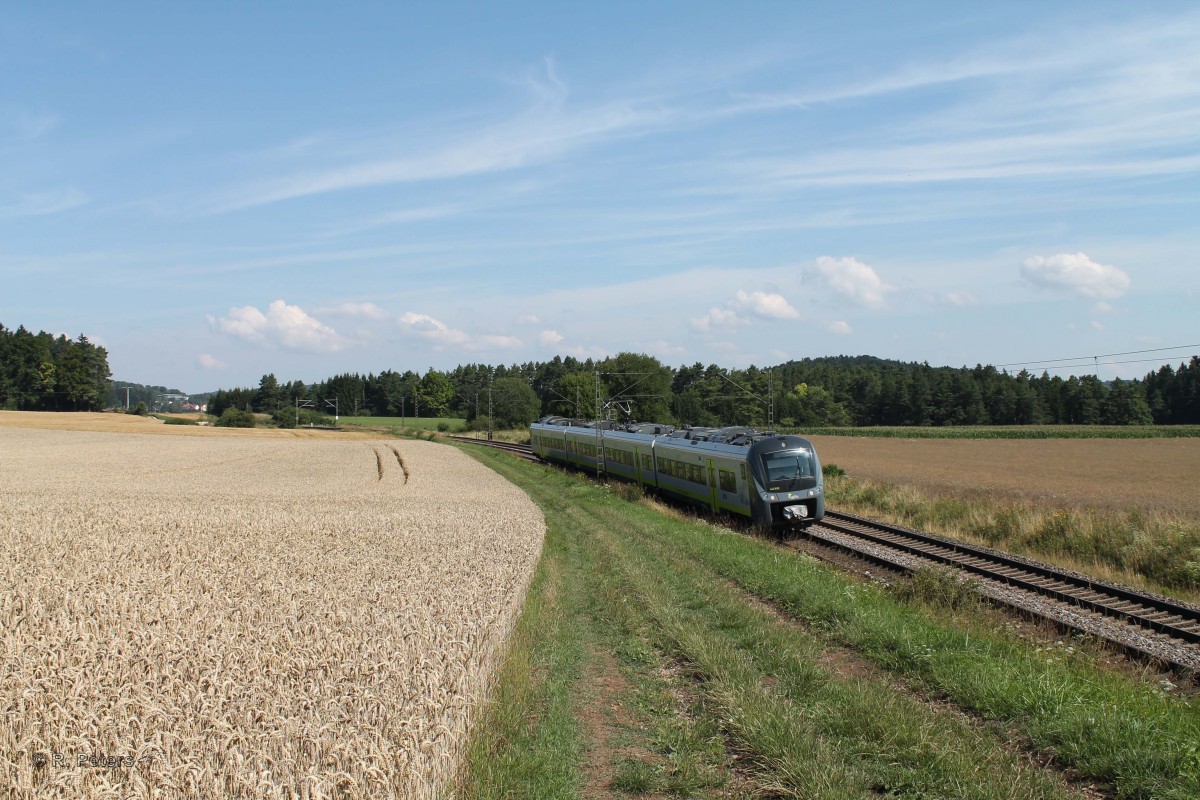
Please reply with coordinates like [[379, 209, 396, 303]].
[[530, 417, 824, 529]]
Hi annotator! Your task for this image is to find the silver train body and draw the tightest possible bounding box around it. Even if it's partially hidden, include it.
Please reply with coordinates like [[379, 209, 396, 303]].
[[530, 417, 825, 528]]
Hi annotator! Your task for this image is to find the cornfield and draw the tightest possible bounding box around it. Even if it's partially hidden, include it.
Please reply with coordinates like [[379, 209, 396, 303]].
[[0, 427, 545, 798]]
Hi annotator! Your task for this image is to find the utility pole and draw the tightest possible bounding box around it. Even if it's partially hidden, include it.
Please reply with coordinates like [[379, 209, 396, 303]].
[[768, 368, 774, 429], [594, 370, 603, 478], [487, 368, 494, 441]]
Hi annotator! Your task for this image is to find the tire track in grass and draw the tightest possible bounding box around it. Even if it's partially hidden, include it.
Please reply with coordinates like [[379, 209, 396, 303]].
[[620, 519, 1105, 800], [626, 501, 1200, 800], [556, 487, 1091, 800]]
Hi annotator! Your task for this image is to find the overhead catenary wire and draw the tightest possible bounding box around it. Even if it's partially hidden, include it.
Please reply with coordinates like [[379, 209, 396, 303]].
[[994, 343, 1199, 370]]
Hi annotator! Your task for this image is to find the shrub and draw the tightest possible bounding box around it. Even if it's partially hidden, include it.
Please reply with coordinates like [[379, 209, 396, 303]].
[[131, 402, 148, 416], [216, 408, 256, 428]]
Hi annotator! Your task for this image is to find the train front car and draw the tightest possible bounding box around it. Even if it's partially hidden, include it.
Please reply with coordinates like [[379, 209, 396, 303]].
[[746, 435, 824, 528]]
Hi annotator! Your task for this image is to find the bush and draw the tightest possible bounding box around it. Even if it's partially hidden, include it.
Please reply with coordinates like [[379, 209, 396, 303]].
[[131, 402, 148, 416], [270, 407, 332, 428], [437, 421, 451, 432], [216, 408, 256, 428], [822, 462, 846, 478]]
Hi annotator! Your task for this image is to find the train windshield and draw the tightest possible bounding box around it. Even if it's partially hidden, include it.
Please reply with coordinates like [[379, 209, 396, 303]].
[[760, 449, 816, 489]]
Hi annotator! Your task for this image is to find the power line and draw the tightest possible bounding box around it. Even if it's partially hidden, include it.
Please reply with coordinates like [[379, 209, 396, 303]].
[[1025, 355, 1198, 373], [995, 343, 1200, 369]]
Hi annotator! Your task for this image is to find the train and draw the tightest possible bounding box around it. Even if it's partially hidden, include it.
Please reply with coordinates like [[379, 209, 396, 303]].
[[530, 416, 824, 529]]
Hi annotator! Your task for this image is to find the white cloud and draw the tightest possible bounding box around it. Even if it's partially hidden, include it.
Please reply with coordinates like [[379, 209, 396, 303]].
[[806, 256, 894, 309], [731, 289, 801, 320], [518, 314, 541, 325], [210, 299, 343, 353], [642, 339, 685, 357], [478, 334, 523, 349], [564, 344, 610, 359], [930, 290, 979, 308], [539, 329, 564, 345], [1093, 301, 1114, 314], [691, 306, 746, 332], [398, 312, 522, 350], [1021, 252, 1131, 299], [397, 312, 470, 346], [1091, 319, 1104, 330], [825, 320, 853, 335], [316, 301, 388, 320], [197, 353, 226, 370]]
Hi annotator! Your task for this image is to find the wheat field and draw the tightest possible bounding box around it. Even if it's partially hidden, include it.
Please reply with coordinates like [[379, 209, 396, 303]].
[[0, 425, 545, 798]]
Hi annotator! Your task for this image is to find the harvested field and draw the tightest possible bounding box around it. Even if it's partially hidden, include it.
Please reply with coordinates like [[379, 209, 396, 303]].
[[810, 434, 1200, 518], [0, 426, 545, 799], [0, 410, 378, 438]]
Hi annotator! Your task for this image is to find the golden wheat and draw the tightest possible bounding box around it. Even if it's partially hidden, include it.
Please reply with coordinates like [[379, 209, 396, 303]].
[[0, 427, 544, 798]]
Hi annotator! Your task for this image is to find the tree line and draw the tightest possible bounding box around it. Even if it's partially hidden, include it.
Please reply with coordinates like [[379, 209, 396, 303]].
[[205, 352, 1200, 429], [0, 324, 112, 411]]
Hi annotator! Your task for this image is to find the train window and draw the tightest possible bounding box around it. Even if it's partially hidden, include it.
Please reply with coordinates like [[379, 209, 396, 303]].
[[642, 455, 652, 471], [688, 464, 705, 484], [761, 450, 815, 483], [719, 469, 736, 492]]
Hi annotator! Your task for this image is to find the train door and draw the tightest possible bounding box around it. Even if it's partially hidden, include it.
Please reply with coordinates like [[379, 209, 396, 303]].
[[706, 459, 719, 512]]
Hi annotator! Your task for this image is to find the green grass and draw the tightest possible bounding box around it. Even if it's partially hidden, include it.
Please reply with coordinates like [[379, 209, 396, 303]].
[[461, 448, 1200, 799], [336, 415, 466, 431], [792, 424, 1200, 439], [826, 475, 1200, 596]]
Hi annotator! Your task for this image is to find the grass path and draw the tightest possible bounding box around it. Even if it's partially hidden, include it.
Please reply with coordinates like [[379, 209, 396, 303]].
[[459, 449, 1200, 799]]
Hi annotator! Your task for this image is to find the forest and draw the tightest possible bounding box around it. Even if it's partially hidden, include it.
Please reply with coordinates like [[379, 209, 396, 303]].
[[0, 324, 112, 411], [3, 315, 1193, 428], [204, 352, 1200, 429]]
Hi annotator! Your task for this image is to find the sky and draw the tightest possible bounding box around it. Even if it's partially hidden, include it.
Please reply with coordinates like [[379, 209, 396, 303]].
[[2, 2, 1198, 392]]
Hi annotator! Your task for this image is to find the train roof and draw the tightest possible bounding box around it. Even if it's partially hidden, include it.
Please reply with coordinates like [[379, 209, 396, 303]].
[[533, 418, 815, 452]]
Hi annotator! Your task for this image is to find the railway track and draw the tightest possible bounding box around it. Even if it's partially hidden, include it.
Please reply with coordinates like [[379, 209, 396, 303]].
[[809, 511, 1200, 672], [446, 435, 1200, 672], [445, 435, 538, 460]]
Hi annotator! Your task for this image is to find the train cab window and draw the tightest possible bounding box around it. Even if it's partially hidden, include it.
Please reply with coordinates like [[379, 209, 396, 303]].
[[761, 449, 816, 487], [719, 469, 736, 493]]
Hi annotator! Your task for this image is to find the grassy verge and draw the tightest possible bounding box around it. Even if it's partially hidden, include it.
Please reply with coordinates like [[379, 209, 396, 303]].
[[825, 472, 1200, 598], [457, 500, 585, 799], [462, 448, 1200, 799], [792, 425, 1200, 439]]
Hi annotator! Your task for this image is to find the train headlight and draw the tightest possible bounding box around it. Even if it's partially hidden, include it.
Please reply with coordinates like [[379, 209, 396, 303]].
[[769, 494, 777, 501]]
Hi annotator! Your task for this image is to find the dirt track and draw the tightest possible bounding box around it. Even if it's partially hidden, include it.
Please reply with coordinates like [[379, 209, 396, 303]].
[[809, 435, 1200, 518]]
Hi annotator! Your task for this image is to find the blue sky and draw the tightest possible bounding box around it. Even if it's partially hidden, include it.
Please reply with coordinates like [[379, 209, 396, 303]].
[[2, 2, 1197, 391]]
